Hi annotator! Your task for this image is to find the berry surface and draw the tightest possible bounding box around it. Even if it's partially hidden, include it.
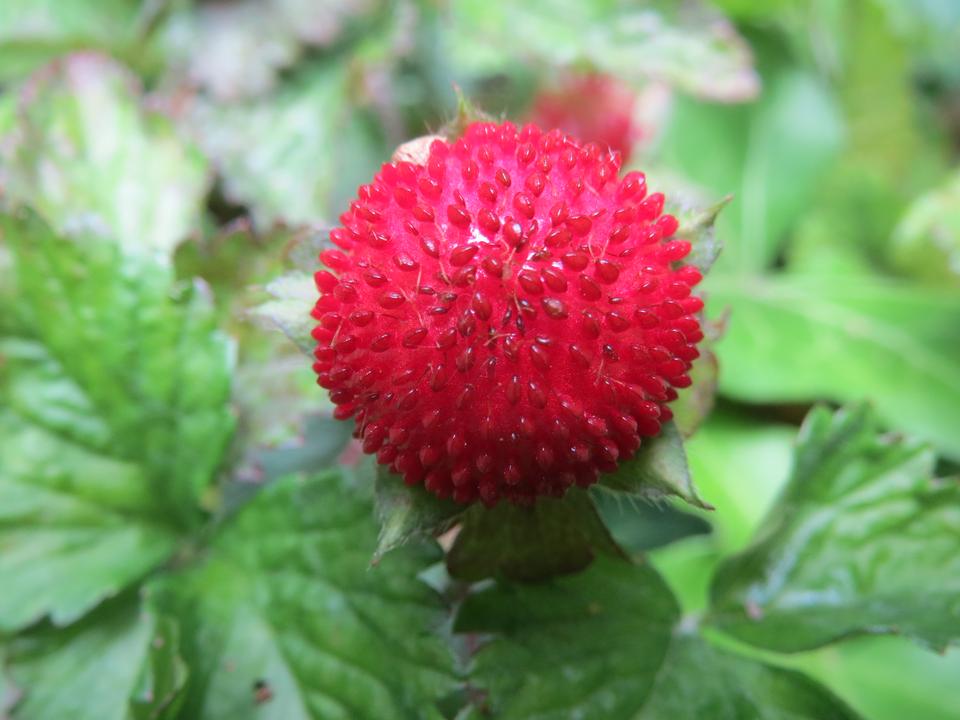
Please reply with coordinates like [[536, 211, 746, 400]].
[[313, 121, 703, 505]]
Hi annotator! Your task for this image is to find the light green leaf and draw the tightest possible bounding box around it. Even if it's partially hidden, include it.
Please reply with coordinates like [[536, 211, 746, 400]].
[[659, 63, 843, 273], [709, 274, 960, 459], [1, 53, 209, 259], [0, 411, 177, 632], [790, 635, 960, 720], [456, 556, 859, 719], [671, 315, 724, 438], [250, 272, 317, 356], [374, 466, 464, 562], [183, 61, 385, 228], [446, 0, 759, 101], [129, 613, 189, 720], [0, 211, 234, 629], [709, 404, 960, 652], [600, 421, 712, 510], [158, 0, 383, 101], [785, 1, 950, 278], [671, 195, 732, 275], [684, 411, 796, 552], [891, 170, 960, 286], [156, 471, 458, 720], [3, 210, 234, 515], [0, 1, 142, 82], [446, 488, 623, 582], [4, 597, 187, 720]]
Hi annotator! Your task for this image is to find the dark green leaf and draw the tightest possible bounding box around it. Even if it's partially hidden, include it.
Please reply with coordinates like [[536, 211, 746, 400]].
[[173, 221, 292, 325], [710, 274, 960, 459], [600, 421, 712, 510], [446, 488, 623, 582], [592, 490, 711, 554], [634, 634, 861, 720], [4, 597, 187, 720], [1, 54, 209, 258], [374, 466, 464, 562], [457, 557, 859, 718], [254, 413, 354, 482], [156, 471, 458, 720], [455, 556, 679, 718], [446, 0, 759, 101], [709, 404, 960, 652]]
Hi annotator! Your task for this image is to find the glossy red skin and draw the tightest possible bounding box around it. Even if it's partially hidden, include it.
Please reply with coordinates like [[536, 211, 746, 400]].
[[313, 121, 702, 506]]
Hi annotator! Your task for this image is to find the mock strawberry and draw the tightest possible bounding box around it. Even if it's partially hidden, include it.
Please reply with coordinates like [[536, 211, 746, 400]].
[[313, 121, 703, 506], [529, 73, 640, 162]]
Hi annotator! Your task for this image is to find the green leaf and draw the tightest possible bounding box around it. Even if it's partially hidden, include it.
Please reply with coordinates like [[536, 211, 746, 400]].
[[590, 491, 711, 555], [446, 488, 623, 582], [599, 421, 712, 510], [684, 411, 796, 552], [129, 613, 189, 720], [634, 634, 861, 720], [446, 0, 759, 101], [173, 222, 293, 325], [671, 195, 732, 275], [891, 170, 960, 286], [156, 471, 458, 720], [709, 274, 960, 459], [250, 272, 317, 356], [373, 466, 464, 562], [183, 61, 385, 228], [709, 404, 960, 652], [659, 61, 843, 273], [1, 658, 22, 717], [671, 315, 723, 438], [0, 411, 177, 632], [785, 2, 949, 278], [456, 556, 859, 719], [1, 54, 209, 258], [3, 210, 234, 517], [0, 211, 234, 629], [254, 414, 355, 483], [158, 0, 384, 101], [455, 556, 678, 718], [0, 1, 142, 82], [791, 636, 960, 720], [4, 597, 187, 720]]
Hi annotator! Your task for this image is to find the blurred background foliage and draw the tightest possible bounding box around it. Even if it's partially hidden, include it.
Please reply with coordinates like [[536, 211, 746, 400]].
[[1, 0, 959, 718]]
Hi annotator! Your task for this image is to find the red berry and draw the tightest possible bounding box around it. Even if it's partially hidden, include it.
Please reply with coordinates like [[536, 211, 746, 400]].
[[529, 73, 641, 162], [313, 121, 701, 506]]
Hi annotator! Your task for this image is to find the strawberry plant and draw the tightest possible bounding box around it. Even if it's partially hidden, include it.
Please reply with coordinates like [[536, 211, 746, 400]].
[[1, 2, 960, 719]]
